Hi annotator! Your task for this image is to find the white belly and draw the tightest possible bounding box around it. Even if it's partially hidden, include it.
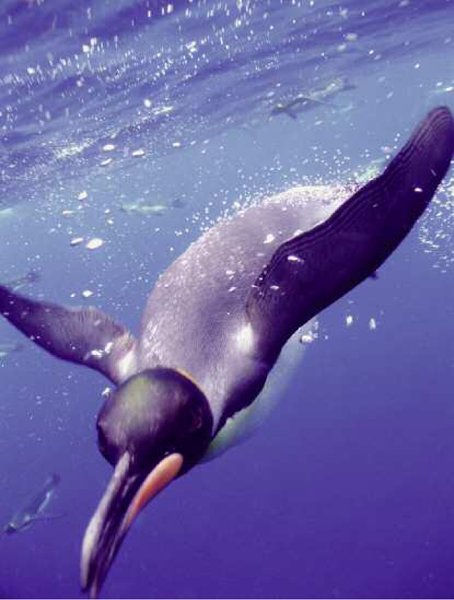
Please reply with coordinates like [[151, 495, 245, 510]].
[[202, 319, 316, 461]]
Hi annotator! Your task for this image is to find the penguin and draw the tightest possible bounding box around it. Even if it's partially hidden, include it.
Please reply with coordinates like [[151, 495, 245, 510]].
[[269, 76, 356, 119], [4, 474, 62, 535], [0, 107, 452, 598]]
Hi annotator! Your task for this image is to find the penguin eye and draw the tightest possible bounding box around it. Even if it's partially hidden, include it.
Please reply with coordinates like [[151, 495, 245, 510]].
[[182, 408, 203, 432], [189, 409, 203, 431]]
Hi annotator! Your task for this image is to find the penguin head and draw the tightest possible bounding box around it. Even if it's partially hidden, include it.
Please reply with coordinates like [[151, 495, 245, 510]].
[[97, 367, 213, 473], [81, 367, 213, 598], [4, 523, 17, 535]]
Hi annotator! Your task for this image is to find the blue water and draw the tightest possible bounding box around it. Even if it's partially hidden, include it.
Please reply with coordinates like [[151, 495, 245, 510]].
[[1, 0, 454, 598]]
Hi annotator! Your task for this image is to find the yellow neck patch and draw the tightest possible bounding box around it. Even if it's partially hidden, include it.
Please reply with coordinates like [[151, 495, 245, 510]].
[[175, 367, 205, 397]]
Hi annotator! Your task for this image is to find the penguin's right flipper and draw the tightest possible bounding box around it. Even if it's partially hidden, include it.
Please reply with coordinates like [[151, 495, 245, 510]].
[[0, 286, 137, 384], [246, 106, 454, 361]]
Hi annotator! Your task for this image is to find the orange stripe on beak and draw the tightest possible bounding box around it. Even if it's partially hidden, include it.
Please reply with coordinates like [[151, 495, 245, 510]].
[[124, 452, 184, 529]]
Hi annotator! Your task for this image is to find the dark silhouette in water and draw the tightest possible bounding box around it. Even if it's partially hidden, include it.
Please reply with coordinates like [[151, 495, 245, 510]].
[[3, 473, 61, 535], [270, 76, 356, 119], [0, 107, 452, 597], [3, 268, 40, 292]]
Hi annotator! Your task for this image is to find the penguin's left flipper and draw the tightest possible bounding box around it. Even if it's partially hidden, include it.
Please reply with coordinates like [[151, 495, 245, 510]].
[[246, 106, 454, 361], [0, 286, 136, 384]]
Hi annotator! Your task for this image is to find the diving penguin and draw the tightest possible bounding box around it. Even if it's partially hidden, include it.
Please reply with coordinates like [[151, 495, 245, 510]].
[[0, 107, 452, 597], [4, 473, 62, 534]]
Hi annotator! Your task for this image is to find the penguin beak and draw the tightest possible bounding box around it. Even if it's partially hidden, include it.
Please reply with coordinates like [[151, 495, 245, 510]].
[[80, 451, 183, 598]]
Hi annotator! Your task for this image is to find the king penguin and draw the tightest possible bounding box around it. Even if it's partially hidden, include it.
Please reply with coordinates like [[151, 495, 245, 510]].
[[0, 107, 453, 597]]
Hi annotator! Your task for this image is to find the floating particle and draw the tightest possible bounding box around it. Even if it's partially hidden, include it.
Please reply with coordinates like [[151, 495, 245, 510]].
[[264, 233, 275, 244], [70, 237, 84, 247], [100, 158, 113, 167], [346, 315, 354, 327], [172, 141, 182, 148], [153, 105, 174, 116], [369, 318, 377, 330], [103, 143, 115, 152], [61, 209, 75, 217], [78, 191, 88, 201], [82, 290, 94, 298], [300, 330, 317, 344], [144, 98, 152, 108], [86, 238, 104, 250], [132, 149, 145, 157]]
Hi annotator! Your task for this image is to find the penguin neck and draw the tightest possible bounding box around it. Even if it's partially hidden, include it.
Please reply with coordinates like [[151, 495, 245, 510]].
[[113, 337, 138, 382]]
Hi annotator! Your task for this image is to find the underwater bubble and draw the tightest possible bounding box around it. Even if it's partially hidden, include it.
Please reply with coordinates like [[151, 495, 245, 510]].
[[86, 238, 104, 250], [70, 237, 84, 247]]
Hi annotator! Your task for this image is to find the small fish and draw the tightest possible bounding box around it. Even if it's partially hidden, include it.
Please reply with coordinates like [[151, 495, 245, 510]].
[[4, 473, 62, 535], [119, 202, 168, 216], [3, 269, 40, 292]]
